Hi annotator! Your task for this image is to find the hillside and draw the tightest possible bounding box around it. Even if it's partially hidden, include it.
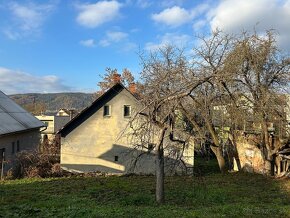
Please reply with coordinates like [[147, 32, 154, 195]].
[[9, 92, 95, 114]]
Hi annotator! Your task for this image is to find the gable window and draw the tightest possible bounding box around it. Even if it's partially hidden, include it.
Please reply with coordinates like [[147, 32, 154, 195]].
[[124, 105, 131, 117], [114, 156, 119, 162], [103, 105, 111, 116], [17, 140, 20, 152], [11, 142, 15, 154]]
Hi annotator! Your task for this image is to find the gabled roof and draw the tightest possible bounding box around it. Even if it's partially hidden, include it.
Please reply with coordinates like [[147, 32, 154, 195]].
[[58, 83, 138, 137], [0, 91, 44, 136]]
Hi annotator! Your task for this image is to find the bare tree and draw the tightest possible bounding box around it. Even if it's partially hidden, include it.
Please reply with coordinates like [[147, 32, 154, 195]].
[[128, 30, 289, 204], [177, 30, 236, 172], [130, 46, 212, 203], [178, 30, 290, 175], [223, 30, 290, 174]]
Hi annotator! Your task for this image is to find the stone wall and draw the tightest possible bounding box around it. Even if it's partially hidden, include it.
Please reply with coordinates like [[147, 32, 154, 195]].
[[234, 140, 269, 174]]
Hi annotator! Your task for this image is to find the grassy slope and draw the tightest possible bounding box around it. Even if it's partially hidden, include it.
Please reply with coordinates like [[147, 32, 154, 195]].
[[0, 161, 289, 217]]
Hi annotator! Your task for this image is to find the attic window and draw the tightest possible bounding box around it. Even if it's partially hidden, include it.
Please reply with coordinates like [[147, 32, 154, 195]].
[[103, 105, 111, 116], [114, 156, 119, 162], [124, 105, 131, 117]]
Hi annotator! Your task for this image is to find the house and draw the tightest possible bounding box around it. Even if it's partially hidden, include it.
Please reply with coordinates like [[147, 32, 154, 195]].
[[36, 111, 71, 141], [58, 80, 194, 174], [0, 91, 44, 175], [56, 108, 78, 119]]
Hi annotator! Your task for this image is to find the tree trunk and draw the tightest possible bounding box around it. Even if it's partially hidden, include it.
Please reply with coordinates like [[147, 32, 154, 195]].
[[229, 133, 242, 171], [211, 145, 227, 173], [204, 118, 227, 173], [156, 127, 167, 204], [156, 144, 165, 204]]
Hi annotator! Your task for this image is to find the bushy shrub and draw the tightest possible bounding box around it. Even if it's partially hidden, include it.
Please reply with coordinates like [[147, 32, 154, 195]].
[[7, 136, 63, 179], [7, 151, 61, 179]]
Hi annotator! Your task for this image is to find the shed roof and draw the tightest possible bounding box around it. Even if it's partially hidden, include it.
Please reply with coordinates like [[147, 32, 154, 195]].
[[0, 91, 44, 135]]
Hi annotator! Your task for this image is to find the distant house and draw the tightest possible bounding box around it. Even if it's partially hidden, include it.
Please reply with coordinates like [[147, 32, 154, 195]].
[[36, 110, 72, 141], [0, 91, 44, 174], [58, 82, 194, 174], [56, 108, 78, 119]]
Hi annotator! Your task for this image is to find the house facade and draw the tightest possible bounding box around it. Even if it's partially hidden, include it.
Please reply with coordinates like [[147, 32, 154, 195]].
[[0, 91, 44, 175], [59, 83, 194, 174], [36, 113, 70, 141]]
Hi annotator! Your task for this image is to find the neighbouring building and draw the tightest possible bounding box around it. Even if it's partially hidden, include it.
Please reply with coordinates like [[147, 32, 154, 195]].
[[58, 81, 194, 174], [0, 91, 44, 174], [56, 108, 78, 120], [36, 110, 72, 141]]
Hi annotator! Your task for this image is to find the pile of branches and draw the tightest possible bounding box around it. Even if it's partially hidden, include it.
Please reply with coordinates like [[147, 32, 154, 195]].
[[7, 136, 63, 179], [7, 151, 61, 179]]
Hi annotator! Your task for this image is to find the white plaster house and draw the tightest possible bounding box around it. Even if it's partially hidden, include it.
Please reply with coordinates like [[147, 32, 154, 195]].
[[36, 112, 71, 141], [0, 91, 44, 174], [59, 82, 194, 174]]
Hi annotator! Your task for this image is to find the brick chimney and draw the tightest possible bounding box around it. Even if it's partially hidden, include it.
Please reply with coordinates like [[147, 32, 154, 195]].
[[113, 73, 121, 84], [129, 82, 136, 94]]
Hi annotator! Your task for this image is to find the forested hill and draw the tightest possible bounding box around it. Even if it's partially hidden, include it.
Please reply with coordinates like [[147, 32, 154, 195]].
[[9, 93, 95, 114]]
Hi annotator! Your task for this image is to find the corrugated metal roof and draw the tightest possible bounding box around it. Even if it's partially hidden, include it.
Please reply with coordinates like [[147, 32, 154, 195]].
[[0, 91, 44, 135]]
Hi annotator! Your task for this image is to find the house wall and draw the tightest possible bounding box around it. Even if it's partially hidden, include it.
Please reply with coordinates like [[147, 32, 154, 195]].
[[36, 115, 70, 140], [0, 129, 41, 173], [61, 89, 194, 174]]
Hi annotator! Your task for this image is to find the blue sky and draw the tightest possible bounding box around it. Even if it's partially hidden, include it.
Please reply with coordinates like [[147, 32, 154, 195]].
[[0, 0, 290, 94]]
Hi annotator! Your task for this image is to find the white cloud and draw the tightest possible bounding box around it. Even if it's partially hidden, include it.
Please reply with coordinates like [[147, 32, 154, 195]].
[[76, 1, 122, 28], [209, 0, 290, 49], [152, 6, 192, 27], [2, 1, 56, 40], [136, 0, 152, 9], [145, 33, 191, 51], [80, 39, 96, 47], [99, 31, 128, 47], [107, 31, 128, 41], [0, 67, 72, 94], [193, 19, 207, 31], [160, 0, 185, 8], [122, 42, 138, 52], [152, 4, 209, 27], [99, 39, 111, 47]]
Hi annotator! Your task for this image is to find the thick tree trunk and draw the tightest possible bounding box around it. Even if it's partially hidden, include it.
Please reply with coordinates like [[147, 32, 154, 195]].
[[204, 118, 227, 173], [229, 133, 242, 171], [211, 146, 227, 173], [261, 119, 276, 175], [156, 127, 167, 204]]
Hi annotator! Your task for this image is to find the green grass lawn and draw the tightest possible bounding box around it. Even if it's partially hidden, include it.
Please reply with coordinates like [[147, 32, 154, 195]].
[[0, 160, 289, 217]]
